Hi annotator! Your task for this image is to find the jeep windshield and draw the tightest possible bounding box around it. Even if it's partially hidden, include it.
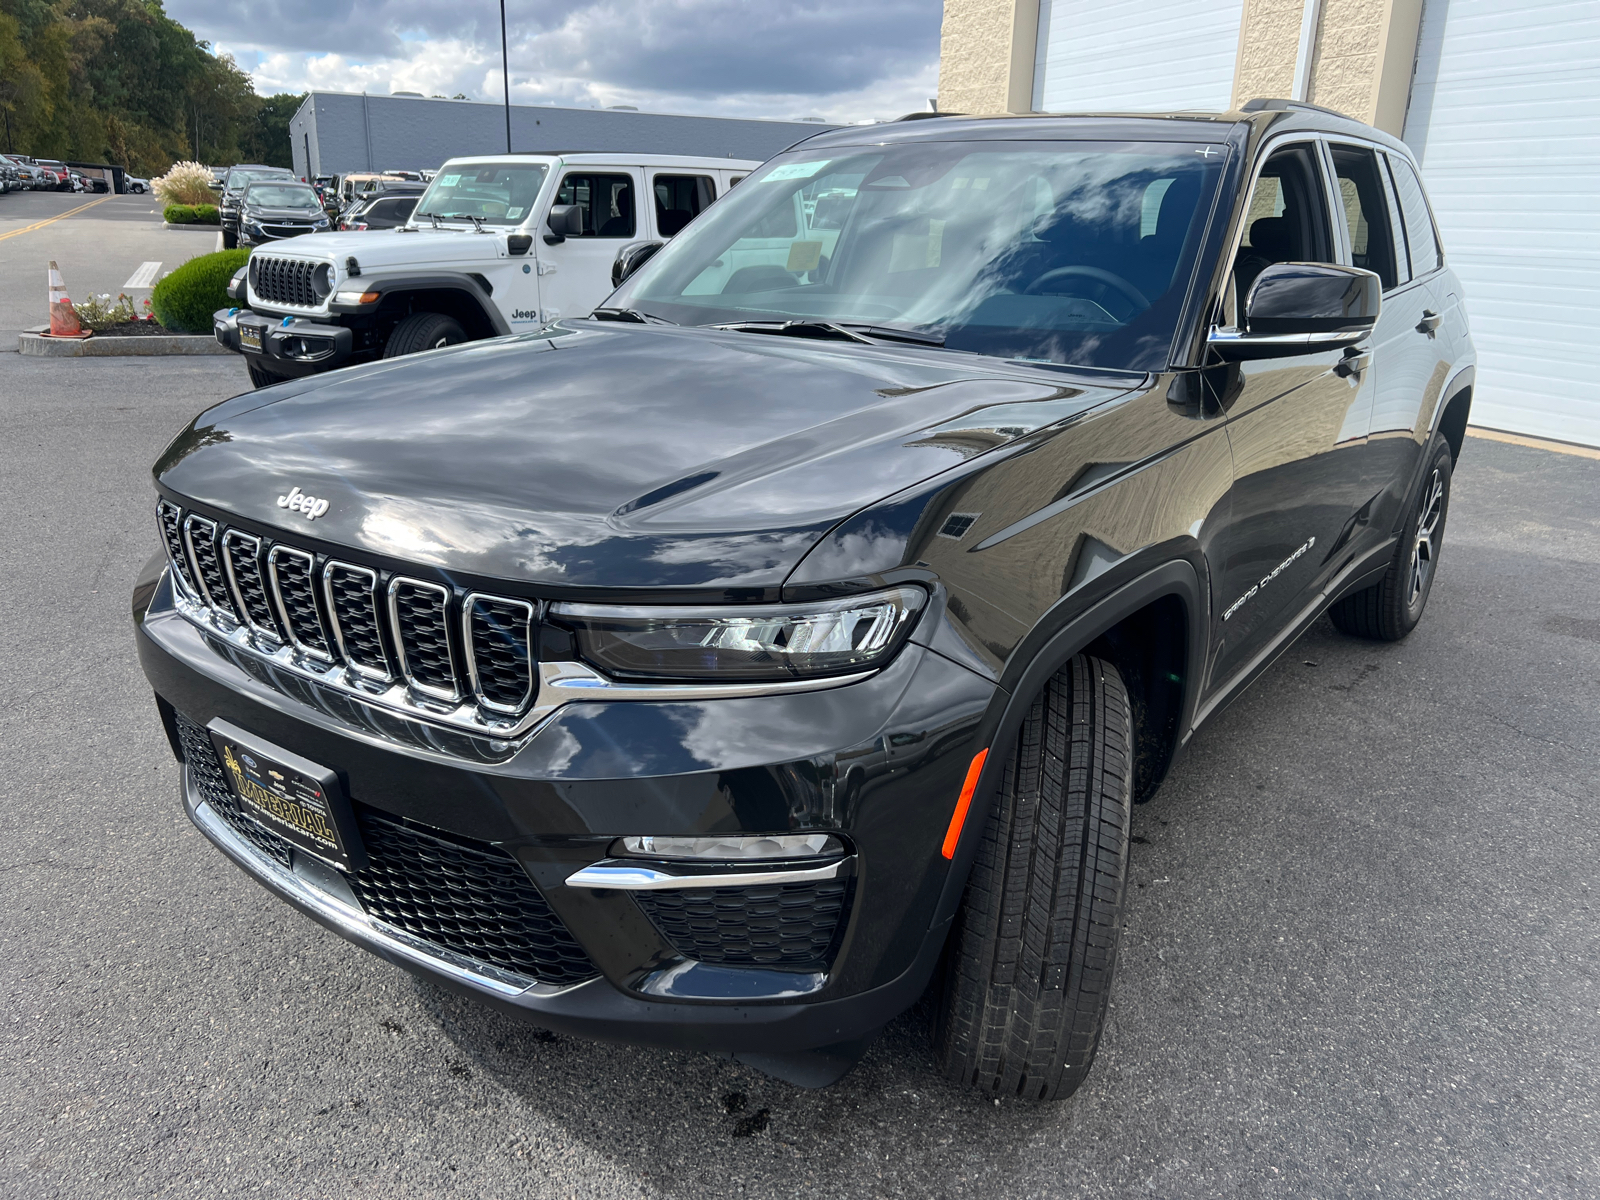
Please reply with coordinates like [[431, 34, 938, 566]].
[[611, 140, 1229, 372], [243, 184, 319, 208], [413, 163, 549, 226]]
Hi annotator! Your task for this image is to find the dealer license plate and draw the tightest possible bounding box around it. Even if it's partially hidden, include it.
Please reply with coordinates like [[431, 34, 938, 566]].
[[208, 721, 362, 871], [238, 324, 262, 353]]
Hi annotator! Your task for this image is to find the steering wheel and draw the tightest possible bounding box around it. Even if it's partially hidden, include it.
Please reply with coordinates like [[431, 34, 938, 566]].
[[1024, 265, 1150, 312]]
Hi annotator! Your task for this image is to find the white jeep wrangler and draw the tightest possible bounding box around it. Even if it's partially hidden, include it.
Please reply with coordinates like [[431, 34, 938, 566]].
[[214, 153, 759, 387]]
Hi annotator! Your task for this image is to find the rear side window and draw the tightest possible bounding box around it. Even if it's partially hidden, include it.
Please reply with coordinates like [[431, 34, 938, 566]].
[[1385, 154, 1442, 276], [1328, 144, 1400, 291], [653, 174, 715, 237], [556, 172, 636, 237]]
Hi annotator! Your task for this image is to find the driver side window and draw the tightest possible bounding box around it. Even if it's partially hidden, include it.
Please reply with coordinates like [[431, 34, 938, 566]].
[[1230, 143, 1334, 321]]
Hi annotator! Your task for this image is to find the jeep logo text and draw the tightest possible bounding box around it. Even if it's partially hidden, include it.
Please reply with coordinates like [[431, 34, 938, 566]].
[[276, 486, 330, 520]]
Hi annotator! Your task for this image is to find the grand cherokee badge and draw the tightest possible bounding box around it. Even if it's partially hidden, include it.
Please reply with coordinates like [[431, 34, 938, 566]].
[[276, 486, 330, 520]]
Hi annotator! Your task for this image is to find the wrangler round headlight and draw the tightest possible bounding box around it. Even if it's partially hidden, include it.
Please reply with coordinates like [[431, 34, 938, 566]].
[[549, 585, 926, 682], [311, 262, 333, 300]]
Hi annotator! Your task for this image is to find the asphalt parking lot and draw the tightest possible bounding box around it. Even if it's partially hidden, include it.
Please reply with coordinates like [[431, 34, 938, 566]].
[[0, 192, 222, 340], [2, 208, 1597, 1198]]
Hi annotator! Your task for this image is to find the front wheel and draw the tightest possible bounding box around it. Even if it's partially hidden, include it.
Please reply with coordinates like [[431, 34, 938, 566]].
[[936, 654, 1133, 1102], [1329, 436, 1453, 641], [382, 312, 466, 358]]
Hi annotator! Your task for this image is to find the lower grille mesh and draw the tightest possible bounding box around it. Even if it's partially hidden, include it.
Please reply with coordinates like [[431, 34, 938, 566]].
[[174, 712, 596, 987], [634, 878, 850, 969]]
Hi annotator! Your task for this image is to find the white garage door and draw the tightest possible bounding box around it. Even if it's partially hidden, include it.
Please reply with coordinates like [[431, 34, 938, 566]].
[[1404, 0, 1600, 446], [1033, 0, 1245, 113]]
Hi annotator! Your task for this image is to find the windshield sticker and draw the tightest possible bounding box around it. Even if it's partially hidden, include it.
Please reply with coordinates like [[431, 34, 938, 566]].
[[764, 160, 830, 182], [786, 241, 823, 272], [439, 174, 460, 187], [870, 176, 911, 188], [506, 207, 525, 219]]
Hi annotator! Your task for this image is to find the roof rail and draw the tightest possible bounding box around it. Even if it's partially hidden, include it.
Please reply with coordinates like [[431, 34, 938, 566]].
[[895, 111, 961, 122], [1241, 97, 1351, 119]]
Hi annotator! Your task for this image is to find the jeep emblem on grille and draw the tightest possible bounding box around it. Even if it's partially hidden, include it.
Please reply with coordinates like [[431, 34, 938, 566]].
[[277, 486, 330, 520]]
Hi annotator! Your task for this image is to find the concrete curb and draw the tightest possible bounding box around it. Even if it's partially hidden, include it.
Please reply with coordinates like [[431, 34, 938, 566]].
[[162, 221, 222, 231], [19, 328, 230, 357]]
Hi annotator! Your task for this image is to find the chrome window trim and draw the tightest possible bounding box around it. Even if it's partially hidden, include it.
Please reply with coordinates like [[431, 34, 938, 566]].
[[321, 561, 392, 682], [387, 576, 462, 704], [565, 857, 849, 891], [267, 544, 333, 663], [462, 592, 536, 714], [221, 529, 281, 645], [181, 514, 237, 624]]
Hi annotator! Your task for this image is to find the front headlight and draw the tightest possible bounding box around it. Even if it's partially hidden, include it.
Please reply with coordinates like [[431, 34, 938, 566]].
[[549, 585, 926, 682]]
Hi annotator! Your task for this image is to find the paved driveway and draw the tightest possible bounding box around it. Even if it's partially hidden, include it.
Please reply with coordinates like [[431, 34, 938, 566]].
[[1, 349, 1595, 1199]]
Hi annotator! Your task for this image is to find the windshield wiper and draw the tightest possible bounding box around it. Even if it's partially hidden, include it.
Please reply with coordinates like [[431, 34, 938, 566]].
[[836, 323, 946, 347], [591, 307, 676, 325], [711, 320, 876, 344], [711, 319, 945, 348]]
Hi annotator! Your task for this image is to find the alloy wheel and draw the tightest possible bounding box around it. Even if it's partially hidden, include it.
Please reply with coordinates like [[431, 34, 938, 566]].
[[1408, 468, 1444, 608]]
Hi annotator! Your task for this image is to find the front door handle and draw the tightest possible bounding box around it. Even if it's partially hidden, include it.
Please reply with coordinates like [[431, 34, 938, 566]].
[[1416, 309, 1442, 335], [1334, 347, 1372, 379]]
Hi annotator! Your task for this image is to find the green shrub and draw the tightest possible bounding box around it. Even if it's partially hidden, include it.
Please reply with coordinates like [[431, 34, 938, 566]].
[[151, 249, 251, 333], [164, 203, 194, 223], [193, 204, 219, 223]]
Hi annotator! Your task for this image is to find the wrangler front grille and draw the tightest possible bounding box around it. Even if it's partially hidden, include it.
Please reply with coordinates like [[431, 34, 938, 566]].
[[250, 255, 321, 307], [174, 712, 596, 988], [160, 500, 539, 734]]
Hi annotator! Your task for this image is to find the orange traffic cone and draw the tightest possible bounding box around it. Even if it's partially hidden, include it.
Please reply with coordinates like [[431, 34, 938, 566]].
[[48, 260, 87, 337]]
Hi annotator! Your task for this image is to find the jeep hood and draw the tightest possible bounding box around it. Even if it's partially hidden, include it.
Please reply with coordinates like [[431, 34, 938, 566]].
[[155, 324, 1137, 592], [254, 227, 501, 266]]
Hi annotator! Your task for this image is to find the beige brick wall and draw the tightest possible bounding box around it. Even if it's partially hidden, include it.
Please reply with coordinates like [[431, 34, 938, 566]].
[[1232, 0, 1307, 108], [938, 0, 1041, 115], [940, 0, 1422, 133]]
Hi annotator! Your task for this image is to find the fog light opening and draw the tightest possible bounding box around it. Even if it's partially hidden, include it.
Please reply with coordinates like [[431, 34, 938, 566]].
[[615, 833, 844, 861]]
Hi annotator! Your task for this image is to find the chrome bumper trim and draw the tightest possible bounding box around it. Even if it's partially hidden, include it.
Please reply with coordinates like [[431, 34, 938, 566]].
[[565, 857, 849, 891]]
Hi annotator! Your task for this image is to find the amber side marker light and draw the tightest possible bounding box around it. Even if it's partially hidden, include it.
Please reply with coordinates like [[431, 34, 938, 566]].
[[940, 748, 990, 859]]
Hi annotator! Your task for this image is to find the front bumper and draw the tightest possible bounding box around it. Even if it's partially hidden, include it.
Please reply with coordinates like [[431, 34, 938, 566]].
[[214, 306, 353, 377], [135, 559, 995, 1060]]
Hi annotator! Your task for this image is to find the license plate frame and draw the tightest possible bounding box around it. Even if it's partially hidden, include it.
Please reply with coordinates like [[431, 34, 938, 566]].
[[207, 719, 365, 872], [238, 323, 263, 353]]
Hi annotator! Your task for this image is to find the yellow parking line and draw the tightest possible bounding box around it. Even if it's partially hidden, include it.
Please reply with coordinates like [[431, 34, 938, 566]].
[[0, 195, 113, 243], [1466, 426, 1600, 461]]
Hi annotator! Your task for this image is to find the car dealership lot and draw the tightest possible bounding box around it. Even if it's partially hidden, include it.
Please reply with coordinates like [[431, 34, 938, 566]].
[[1, 344, 1596, 1196], [0, 193, 219, 341]]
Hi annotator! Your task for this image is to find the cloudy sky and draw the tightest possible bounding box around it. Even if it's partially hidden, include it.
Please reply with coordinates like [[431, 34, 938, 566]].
[[170, 0, 943, 124]]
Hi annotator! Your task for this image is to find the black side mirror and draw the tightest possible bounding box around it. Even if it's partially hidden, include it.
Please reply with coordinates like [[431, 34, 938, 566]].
[[227, 266, 248, 304], [544, 204, 584, 244], [1209, 263, 1380, 360], [611, 240, 664, 288]]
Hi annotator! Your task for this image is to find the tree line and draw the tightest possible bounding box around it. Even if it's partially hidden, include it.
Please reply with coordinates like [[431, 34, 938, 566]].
[[0, 0, 303, 175]]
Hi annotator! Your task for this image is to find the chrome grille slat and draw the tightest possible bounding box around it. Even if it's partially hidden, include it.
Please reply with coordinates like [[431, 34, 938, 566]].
[[157, 500, 196, 596], [182, 516, 237, 623], [388, 578, 459, 701], [464, 594, 535, 713], [221, 531, 279, 641], [324, 562, 391, 680], [267, 546, 332, 661]]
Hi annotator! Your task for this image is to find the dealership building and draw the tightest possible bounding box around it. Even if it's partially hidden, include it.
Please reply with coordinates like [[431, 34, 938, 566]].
[[941, 0, 1597, 446], [289, 92, 834, 186]]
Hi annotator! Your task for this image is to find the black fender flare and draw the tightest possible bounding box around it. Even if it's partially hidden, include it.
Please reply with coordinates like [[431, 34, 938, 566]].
[[331, 272, 510, 336], [929, 553, 1208, 934]]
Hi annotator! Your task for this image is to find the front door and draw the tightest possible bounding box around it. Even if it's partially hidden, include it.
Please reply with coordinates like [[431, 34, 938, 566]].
[[1210, 141, 1378, 692], [535, 168, 644, 322]]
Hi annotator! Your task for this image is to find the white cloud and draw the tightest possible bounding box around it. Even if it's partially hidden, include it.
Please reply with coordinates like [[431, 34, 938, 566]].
[[197, 1, 941, 125]]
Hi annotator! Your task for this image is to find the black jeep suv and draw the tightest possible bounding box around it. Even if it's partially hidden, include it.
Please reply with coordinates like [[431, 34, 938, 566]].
[[135, 100, 1474, 1099]]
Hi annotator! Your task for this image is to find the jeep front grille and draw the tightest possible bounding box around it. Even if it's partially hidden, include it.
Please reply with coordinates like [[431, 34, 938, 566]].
[[162, 500, 539, 735], [250, 254, 321, 307]]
